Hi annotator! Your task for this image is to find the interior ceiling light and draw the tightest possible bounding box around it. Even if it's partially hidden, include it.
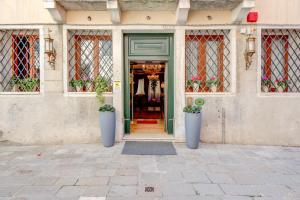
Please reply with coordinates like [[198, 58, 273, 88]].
[[142, 64, 162, 75], [147, 74, 159, 81]]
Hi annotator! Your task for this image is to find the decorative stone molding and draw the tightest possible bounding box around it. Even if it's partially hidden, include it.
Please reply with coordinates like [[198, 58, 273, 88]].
[[44, 0, 66, 23], [231, 0, 255, 24], [176, 0, 190, 25], [107, 0, 121, 24]]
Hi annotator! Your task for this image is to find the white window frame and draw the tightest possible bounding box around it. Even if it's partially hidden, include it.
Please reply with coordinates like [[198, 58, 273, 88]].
[[257, 25, 300, 98], [63, 25, 113, 97], [184, 26, 237, 98], [0, 25, 44, 96]]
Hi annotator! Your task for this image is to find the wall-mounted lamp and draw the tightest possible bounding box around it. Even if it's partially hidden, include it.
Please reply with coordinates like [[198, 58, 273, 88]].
[[241, 27, 256, 70], [44, 29, 56, 69], [244, 36, 256, 70]]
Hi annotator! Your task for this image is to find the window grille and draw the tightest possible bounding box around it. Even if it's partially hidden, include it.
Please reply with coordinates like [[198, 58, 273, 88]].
[[261, 29, 300, 93], [185, 29, 231, 93], [0, 29, 40, 92], [67, 30, 113, 92]]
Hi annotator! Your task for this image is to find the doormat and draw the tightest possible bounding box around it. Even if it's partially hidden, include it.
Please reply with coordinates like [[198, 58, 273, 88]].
[[136, 119, 157, 124], [122, 141, 177, 155], [134, 111, 161, 119]]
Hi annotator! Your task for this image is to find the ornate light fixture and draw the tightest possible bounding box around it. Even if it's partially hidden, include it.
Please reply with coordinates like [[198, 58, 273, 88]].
[[142, 64, 162, 74], [147, 74, 159, 80], [245, 36, 256, 70], [44, 29, 56, 69], [241, 27, 256, 70], [142, 64, 161, 81]]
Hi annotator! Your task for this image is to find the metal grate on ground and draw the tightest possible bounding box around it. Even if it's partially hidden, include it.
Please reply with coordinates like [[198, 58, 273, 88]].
[[185, 29, 231, 93], [0, 29, 40, 92], [261, 29, 300, 93], [67, 29, 113, 92]]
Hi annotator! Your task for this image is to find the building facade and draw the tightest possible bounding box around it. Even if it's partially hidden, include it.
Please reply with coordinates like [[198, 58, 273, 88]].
[[0, 0, 300, 146]]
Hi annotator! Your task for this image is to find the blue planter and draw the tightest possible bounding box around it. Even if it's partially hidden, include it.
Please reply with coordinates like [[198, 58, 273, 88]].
[[185, 112, 202, 149], [99, 111, 116, 147]]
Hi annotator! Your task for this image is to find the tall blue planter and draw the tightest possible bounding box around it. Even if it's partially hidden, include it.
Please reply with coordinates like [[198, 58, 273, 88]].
[[185, 112, 202, 149], [99, 111, 116, 147]]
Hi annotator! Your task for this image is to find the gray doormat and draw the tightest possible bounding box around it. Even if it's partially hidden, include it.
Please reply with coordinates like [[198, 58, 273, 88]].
[[122, 141, 177, 155]]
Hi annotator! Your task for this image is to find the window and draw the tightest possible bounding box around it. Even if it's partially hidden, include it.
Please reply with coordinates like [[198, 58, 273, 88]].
[[67, 30, 113, 92], [0, 29, 40, 92], [185, 30, 231, 93], [261, 29, 300, 93]]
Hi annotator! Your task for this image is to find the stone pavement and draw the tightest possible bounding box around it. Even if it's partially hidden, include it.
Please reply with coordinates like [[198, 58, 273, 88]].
[[0, 142, 299, 200]]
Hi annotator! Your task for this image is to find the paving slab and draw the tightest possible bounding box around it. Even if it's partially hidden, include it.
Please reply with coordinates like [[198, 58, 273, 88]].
[[193, 183, 224, 196], [0, 143, 299, 200], [76, 177, 109, 186]]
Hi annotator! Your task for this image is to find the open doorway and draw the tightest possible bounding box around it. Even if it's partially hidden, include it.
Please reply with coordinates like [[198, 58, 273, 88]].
[[124, 33, 174, 137], [129, 61, 167, 135]]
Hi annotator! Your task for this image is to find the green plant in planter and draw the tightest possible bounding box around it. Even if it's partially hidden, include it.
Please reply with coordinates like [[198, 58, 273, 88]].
[[183, 98, 205, 114], [10, 75, 20, 91], [183, 97, 205, 149], [186, 80, 193, 91], [206, 76, 220, 88], [97, 80, 115, 148], [276, 78, 288, 89], [85, 79, 93, 91], [19, 78, 39, 92], [195, 98, 205, 106], [261, 75, 271, 87], [183, 105, 202, 113], [94, 76, 110, 105], [99, 104, 115, 112], [70, 79, 83, 91]]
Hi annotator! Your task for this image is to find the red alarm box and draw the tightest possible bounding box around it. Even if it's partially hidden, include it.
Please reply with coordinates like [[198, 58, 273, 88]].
[[247, 12, 258, 23]]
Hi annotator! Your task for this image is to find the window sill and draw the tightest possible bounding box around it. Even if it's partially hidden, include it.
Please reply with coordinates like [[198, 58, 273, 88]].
[[258, 92, 300, 98], [0, 92, 41, 97], [185, 92, 235, 97], [64, 92, 113, 97]]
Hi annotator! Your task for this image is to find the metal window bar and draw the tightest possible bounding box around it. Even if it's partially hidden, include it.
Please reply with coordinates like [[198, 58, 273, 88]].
[[67, 30, 113, 92], [185, 29, 231, 93], [0, 29, 40, 92], [261, 29, 300, 93]]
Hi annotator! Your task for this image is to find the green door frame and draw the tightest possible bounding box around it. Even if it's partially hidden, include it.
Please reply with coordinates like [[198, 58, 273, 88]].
[[124, 33, 174, 134]]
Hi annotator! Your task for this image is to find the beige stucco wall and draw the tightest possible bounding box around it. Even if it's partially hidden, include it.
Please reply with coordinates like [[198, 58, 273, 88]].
[[255, 0, 300, 24], [1, 0, 300, 25], [0, 0, 300, 145], [0, 0, 55, 24], [198, 29, 300, 146]]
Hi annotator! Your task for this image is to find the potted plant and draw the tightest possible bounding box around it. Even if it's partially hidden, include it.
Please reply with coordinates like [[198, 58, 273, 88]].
[[183, 98, 205, 149], [186, 80, 193, 92], [261, 76, 271, 93], [94, 76, 110, 104], [276, 78, 288, 93], [19, 78, 39, 92], [70, 79, 83, 92], [98, 104, 116, 147], [206, 76, 219, 92], [191, 75, 201, 92], [85, 80, 93, 92], [95, 76, 115, 147], [10, 75, 20, 92]]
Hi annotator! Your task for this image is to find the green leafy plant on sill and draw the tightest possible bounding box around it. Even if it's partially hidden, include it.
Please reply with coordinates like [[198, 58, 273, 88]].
[[19, 78, 39, 92], [10, 75, 20, 91], [261, 75, 272, 87], [186, 80, 193, 88], [206, 76, 220, 88], [276, 78, 289, 89], [10, 75, 20, 86], [69, 79, 84, 88], [183, 98, 205, 114], [94, 76, 111, 105], [99, 104, 115, 112]]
